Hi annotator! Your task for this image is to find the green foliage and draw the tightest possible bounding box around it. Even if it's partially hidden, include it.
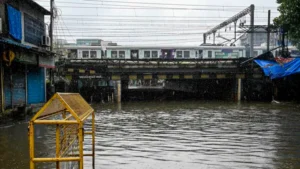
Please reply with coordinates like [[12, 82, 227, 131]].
[[274, 0, 300, 48]]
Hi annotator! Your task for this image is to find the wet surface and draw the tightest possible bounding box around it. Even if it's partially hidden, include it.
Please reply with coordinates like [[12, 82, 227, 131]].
[[1, 101, 300, 169]]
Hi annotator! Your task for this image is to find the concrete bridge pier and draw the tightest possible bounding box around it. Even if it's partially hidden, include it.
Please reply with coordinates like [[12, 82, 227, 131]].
[[237, 78, 242, 101], [114, 80, 121, 103]]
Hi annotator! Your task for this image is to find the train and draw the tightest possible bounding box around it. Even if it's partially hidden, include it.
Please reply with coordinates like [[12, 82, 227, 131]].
[[63, 45, 300, 60]]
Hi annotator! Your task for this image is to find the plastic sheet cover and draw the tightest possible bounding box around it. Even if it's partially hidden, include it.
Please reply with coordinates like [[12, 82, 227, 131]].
[[7, 5, 22, 41], [254, 58, 300, 79]]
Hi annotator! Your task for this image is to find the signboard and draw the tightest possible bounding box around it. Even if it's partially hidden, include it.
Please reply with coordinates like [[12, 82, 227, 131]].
[[15, 52, 37, 65], [79, 75, 102, 79], [215, 52, 239, 58], [39, 55, 55, 68]]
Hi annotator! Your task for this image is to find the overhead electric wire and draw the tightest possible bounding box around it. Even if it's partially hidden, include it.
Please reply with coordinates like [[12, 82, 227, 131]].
[[37, 0, 277, 9], [59, 18, 273, 23], [36, 0, 278, 45], [55, 15, 276, 19], [57, 9, 76, 42], [41, 4, 279, 13], [53, 32, 240, 37]]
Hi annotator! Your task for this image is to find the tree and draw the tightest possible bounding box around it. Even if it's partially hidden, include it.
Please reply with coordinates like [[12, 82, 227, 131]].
[[274, 0, 300, 49]]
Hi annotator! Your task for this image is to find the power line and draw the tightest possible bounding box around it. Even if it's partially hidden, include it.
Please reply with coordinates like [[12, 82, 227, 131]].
[[56, 37, 204, 41], [51, 22, 270, 27], [53, 33, 240, 37], [58, 10, 76, 42], [36, 0, 278, 9], [59, 18, 273, 23], [41, 4, 280, 13], [56, 15, 277, 18]]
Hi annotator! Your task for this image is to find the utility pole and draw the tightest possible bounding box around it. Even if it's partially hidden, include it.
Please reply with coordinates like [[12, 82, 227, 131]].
[[213, 32, 216, 44], [234, 21, 237, 41], [49, 0, 55, 93], [50, 0, 54, 52], [281, 28, 285, 56], [267, 10, 271, 51], [203, 33, 206, 44], [250, 4, 255, 58]]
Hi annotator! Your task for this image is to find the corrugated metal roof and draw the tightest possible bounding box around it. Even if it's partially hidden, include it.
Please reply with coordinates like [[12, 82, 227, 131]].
[[25, 0, 51, 15]]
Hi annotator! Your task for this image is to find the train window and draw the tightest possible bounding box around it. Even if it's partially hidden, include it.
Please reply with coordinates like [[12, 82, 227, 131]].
[[184, 51, 190, 58], [152, 51, 158, 58], [176, 51, 182, 58], [82, 51, 89, 58], [144, 51, 151, 58], [90, 51, 97, 58], [119, 51, 125, 58], [208, 51, 212, 58], [111, 51, 117, 58]]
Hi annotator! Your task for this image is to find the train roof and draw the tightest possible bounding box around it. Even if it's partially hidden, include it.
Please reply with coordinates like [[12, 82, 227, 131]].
[[63, 45, 298, 50], [64, 45, 246, 50]]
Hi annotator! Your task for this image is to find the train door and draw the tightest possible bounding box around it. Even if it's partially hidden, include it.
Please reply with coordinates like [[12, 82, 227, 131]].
[[106, 50, 111, 58], [131, 50, 139, 59], [198, 50, 203, 59], [125, 50, 131, 59], [190, 50, 196, 59], [161, 49, 174, 59]]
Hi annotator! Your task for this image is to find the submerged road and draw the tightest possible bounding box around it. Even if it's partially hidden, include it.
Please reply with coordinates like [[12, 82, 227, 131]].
[[0, 101, 300, 169]]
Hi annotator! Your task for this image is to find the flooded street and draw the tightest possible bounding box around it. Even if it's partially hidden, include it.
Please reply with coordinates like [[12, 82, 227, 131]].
[[1, 101, 300, 169]]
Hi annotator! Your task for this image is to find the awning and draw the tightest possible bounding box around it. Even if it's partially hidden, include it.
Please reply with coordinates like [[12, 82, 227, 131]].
[[0, 37, 55, 57], [0, 37, 31, 49]]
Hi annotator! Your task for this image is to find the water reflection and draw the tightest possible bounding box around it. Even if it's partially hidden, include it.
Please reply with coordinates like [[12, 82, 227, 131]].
[[0, 101, 300, 169]]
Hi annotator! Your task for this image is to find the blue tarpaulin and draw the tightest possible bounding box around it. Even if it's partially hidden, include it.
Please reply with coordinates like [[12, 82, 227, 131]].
[[7, 5, 22, 41], [254, 58, 300, 79]]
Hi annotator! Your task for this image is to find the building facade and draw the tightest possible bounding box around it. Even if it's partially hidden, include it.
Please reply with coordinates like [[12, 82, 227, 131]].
[[0, 0, 54, 113], [76, 39, 103, 46], [239, 28, 277, 47]]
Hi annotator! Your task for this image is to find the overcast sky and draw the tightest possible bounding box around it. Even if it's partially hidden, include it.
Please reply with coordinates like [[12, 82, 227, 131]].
[[36, 0, 279, 46]]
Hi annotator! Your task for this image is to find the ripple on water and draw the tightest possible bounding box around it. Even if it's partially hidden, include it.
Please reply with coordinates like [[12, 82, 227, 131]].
[[79, 101, 300, 169], [1, 101, 300, 169]]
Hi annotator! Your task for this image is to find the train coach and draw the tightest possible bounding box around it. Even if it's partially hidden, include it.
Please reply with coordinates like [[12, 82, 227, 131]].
[[63, 45, 299, 60]]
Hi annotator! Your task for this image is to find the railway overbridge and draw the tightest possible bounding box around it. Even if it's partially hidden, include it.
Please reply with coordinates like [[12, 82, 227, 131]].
[[55, 58, 267, 102]]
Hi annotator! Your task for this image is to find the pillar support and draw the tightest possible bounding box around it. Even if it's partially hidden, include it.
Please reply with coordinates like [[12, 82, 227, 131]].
[[117, 81, 121, 103], [237, 78, 242, 101]]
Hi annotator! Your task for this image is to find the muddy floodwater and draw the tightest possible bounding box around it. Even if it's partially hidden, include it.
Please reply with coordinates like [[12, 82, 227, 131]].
[[1, 101, 300, 169]]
